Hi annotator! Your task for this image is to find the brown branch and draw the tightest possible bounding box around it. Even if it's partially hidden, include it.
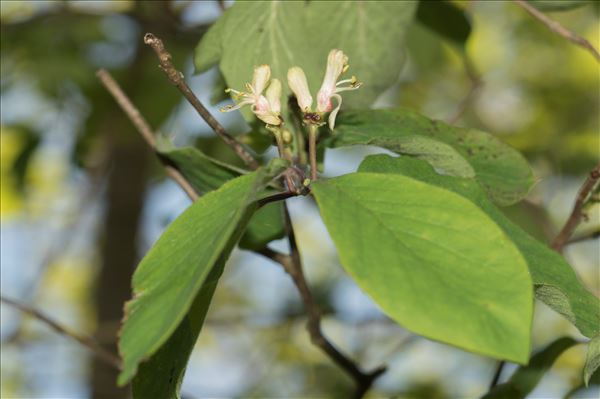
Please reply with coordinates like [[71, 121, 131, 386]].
[[143, 33, 259, 170], [514, 0, 600, 63], [1, 295, 122, 371], [257, 206, 386, 399], [551, 163, 600, 251], [96, 69, 199, 201]]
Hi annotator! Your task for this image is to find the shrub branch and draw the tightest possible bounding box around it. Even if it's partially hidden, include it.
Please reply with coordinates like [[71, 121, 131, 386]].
[[514, 0, 600, 62], [257, 206, 387, 399], [143, 33, 259, 170], [1, 295, 122, 371]]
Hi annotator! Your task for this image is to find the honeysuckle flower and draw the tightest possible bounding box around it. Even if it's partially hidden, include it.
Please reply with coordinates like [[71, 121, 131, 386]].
[[287, 67, 313, 112], [316, 49, 361, 129], [220, 65, 282, 126], [254, 78, 282, 125], [287, 49, 361, 130]]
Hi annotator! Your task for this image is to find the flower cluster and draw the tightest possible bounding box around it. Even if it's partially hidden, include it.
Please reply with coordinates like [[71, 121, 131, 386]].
[[220, 49, 360, 131], [288, 49, 361, 130]]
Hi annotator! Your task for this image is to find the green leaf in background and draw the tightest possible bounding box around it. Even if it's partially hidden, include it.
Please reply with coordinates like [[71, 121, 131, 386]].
[[312, 173, 533, 363], [482, 337, 578, 399], [118, 161, 287, 385], [195, 1, 309, 122], [358, 155, 600, 339], [239, 202, 285, 251], [303, 1, 417, 108], [193, 6, 228, 74], [584, 335, 600, 386], [416, 0, 471, 47], [332, 109, 534, 206], [194, 1, 417, 115], [157, 143, 285, 250]]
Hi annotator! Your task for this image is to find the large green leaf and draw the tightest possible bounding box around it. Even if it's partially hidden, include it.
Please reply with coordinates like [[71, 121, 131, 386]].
[[118, 161, 287, 385], [157, 144, 285, 250], [482, 337, 578, 399], [331, 109, 534, 206], [132, 264, 221, 398], [358, 155, 600, 338], [312, 173, 533, 363], [194, 1, 417, 114]]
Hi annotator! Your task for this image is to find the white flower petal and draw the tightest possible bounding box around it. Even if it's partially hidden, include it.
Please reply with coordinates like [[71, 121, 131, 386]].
[[327, 93, 343, 130], [265, 78, 282, 114], [316, 49, 347, 112], [287, 67, 313, 112], [252, 65, 271, 95]]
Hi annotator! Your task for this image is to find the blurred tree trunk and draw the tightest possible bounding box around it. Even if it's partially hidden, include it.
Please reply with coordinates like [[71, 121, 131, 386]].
[[91, 117, 149, 399], [89, 4, 203, 397]]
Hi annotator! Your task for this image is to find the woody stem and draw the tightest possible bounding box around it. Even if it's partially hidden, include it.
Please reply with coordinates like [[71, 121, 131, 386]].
[[272, 128, 296, 191], [308, 124, 319, 181], [296, 124, 308, 165], [273, 129, 288, 161]]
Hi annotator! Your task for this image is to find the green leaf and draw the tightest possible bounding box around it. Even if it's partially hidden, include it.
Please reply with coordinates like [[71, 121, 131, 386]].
[[482, 337, 579, 399], [416, 0, 471, 47], [312, 173, 533, 363], [332, 109, 535, 206], [194, 1, 417, 116], [118, 161, 287, 385], [157, 140, 243, 194], [358, 155, 600, 338], [194, 8, 229, 74], [239, 201, 285, 251], [584, 335, 600, 386], [157, 143, 286, 250], [132, 264, 221, 398], [357, 135, 475, 178]]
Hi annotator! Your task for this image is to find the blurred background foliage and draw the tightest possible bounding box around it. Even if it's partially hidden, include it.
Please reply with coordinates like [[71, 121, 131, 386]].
[[0, 1, 598, 398]]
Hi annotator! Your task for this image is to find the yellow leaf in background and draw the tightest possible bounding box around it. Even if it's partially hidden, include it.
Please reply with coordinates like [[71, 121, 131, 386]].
[[39, 258, 97, 330], [1, 127, 24, 216]]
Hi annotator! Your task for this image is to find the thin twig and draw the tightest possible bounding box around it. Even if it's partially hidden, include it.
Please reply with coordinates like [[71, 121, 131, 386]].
[[551, 163, 600, 251], [1, 295, 122, 370], [96, 69, 200, 201], [257, 191, 297, 208], [514, 0, 600, 62], [143, 33, 259, 170], [447, 53, 482, 124], [566, 227, 600, 245], [257, 206, 386, 399]]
